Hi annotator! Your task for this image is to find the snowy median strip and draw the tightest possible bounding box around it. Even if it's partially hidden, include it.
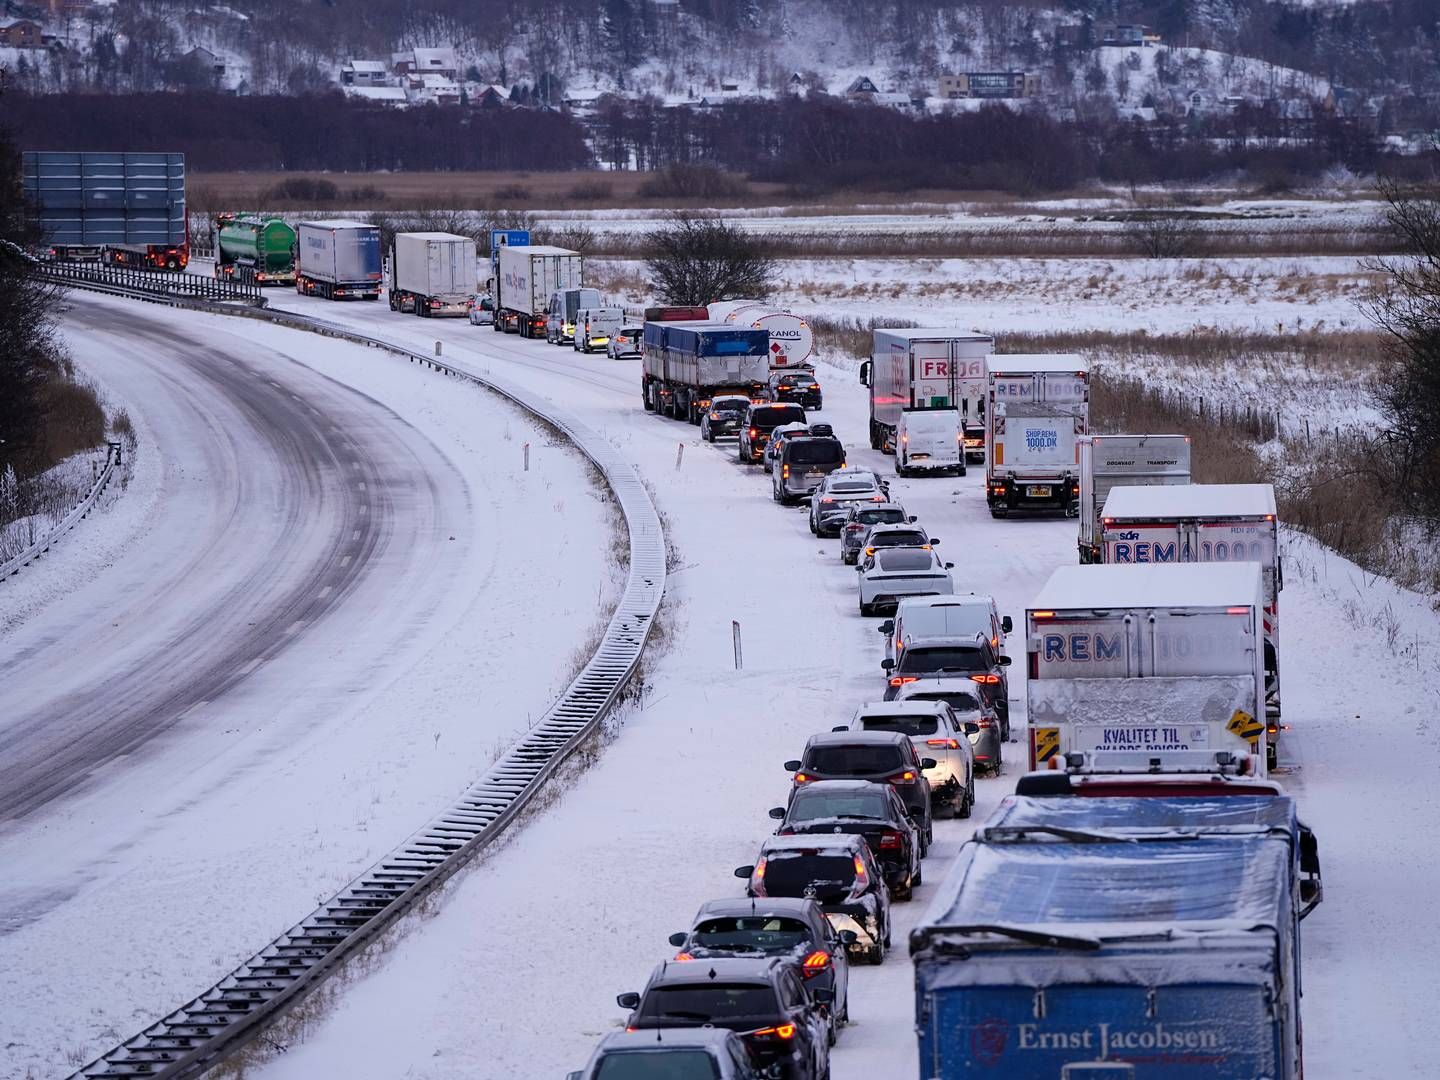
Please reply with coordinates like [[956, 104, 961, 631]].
[[64, 291, 666, 1080]]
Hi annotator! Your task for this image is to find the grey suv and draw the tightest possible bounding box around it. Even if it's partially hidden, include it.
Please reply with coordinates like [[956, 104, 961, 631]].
[[773, 436, 846, 505], [739, 402, 807, 464]]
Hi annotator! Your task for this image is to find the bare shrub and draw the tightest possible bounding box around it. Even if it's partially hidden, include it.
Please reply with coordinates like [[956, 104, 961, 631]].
[[1123, 209, 1201, 259], [262, 176, 341, 203], [644, 212, 775, 304], [637, 165, 751, 201], [567, 179, 614, 202], [491, 183, 531, 201]]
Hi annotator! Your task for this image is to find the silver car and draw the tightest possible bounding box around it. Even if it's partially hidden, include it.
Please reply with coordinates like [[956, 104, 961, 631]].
[[466, 294, 494, 325], [607, 325, 643, 359], [856, 546, 953, 616], [857, 522, 934, 561], [839, 503, 912, 564], [845, 700, 975, 817], [809, 469, 890, 536], [891, 679, 1004, 775], [567, 1028, 772, 1080]]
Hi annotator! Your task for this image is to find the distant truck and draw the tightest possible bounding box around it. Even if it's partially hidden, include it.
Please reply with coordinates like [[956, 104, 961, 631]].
[[1026, 562, 1270, 777], [860, 329, 992, 458], [214, 214, 296, 286], [22, 151, 189, 270], [1099, 483, 1283, 731], [641, 322, 769, 422], [389, 231, 475, 317], [985, 354, 1090, 517], [707, 301, 815, 371], [494, 245, 582, 337], [1077, 434, 1191, 563], [911, 792, 1321, 1080], [294, 220, 382, 301]]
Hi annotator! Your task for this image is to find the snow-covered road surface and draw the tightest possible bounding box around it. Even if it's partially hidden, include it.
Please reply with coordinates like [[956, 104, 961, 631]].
[[0, 295, 614, 1078], [243, 289, 1439, 1080]]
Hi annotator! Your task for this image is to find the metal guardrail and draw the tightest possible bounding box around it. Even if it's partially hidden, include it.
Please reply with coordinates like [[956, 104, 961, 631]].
[[66, 275, 666, 1079], [1, 442, 122, 583], [35, 257, 264, 304]]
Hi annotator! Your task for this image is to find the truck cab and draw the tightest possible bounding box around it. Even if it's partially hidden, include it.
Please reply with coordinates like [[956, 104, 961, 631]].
[[985, 354, 1090, 517]]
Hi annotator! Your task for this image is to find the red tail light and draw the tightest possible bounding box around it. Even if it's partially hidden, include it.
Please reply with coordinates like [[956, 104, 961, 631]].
[[800, 950, 830, 977], [889, 770, 917, 784], [878, 830, 904, 850], [793, 772, 811, 783], [674, 951, 695, 961], [751, 857, 768, 897], [889, 676, 918, 687], [749, 427, 758, 438], [926, 738, 961, 749], [975, 718, 995, 729], [852, 855, 869, 888], [752, 1024, 797, 1040], [971, 674, 1001, 684], [782, 464, 790, 478]]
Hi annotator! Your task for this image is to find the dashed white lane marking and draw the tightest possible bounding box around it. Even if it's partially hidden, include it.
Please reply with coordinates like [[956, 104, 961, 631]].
[[318, 585, 333, 599], [181, 700, 210, 718], [352, 529, 361, 540], [340, 554, 352, 567], [358, 505, 369, 515], [237, 658, 264, 676], [358, 481, 366, 491], [284, 620, 306, 635]]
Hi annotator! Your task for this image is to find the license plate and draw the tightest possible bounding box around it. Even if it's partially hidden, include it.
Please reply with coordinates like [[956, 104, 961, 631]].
[[1028, 485, 1052, 498], [806, 469, 824, 477], [910, 453, 929, 460]]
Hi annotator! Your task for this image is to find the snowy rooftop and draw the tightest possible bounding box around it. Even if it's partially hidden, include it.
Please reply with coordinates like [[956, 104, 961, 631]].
[[988, 353, 1089, 374], [297, 219, 375, 231], [1102, 483, 1277, 520], [345, 86, 406, 102], [875, 328, 989, 343], [1030, 562, 1262, 612], [504, 245, 583, 256]]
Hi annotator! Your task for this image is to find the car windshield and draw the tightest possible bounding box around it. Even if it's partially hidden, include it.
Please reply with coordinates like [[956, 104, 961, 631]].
[[788, 789, 890, 821], [594, 1050, 721, 1079], [806, 744, 904, 774], [787, 440, 844, 466], [860, 714, 939, 736], [906, 690, 982, 713], [870, 530, 926, 548], [638, 985, 778, 1026], [753, 406, 806, 430], [876, 549, 936, 571], [897, 646, 987, 674], [857, 509, 906, 525], [761, 852, 857, 901], [690, 916, 813, 955]]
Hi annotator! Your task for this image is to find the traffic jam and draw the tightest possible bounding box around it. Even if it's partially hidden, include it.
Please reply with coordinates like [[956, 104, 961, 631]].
[[493, 275, 1323, 1080]]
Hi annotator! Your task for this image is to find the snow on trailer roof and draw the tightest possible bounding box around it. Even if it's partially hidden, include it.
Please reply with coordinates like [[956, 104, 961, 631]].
[[987, 353, 1089, 374], [1102, 482, 1277, 520], [501, 244, 581, 256], [1031, 562, 1262, 612], [984, 794, 1298, 837], [875, 328, 991, 342], [298, 219, 376, 231], [918, 835, 1288, 938]]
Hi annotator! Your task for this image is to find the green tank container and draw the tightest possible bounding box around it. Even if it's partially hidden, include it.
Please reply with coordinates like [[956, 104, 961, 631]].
[[214, 215, 296, 283]]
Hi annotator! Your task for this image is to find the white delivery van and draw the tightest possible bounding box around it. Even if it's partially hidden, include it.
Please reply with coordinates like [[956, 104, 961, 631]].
[[574, 306, 624, 353], [896, 408, 965, 476]]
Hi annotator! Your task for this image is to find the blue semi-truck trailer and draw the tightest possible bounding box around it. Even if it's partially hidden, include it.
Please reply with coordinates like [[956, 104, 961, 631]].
[[910, 794, 1321, 1080]]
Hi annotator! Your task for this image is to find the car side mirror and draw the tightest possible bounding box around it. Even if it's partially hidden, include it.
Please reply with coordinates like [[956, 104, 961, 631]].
[[880, 619, 895, 634], [881, 658, 895, 671], [616, 992, 641, 1010], [855, 563, 864, 571], [945, 562, 955, 570], [908, 515, 917, 523], [668, 931, 688, 946], [998, 655, 1012, 666], [768, 806, 786, 819], [859, 360, 872, 386], [831, 725, 848, 732], [929, 538, 940, 545], [1002, 615, 1013, 633], [921, 757, 938, 770], [784, 759, 801, 772], [839, 929, 858, 944], [567, 1071, 584, 1080], [734, 865, 755, 879]]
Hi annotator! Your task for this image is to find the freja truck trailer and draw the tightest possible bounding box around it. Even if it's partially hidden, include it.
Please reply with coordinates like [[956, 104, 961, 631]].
[[295, 220, 383, 301], [860, 329, 993, 460], [911, 792, 1322, 1080], [388, 232, 476, 318], [22, 151, 189, 270], [494, 244, 583, 337], [985, 354, 1090, 517]]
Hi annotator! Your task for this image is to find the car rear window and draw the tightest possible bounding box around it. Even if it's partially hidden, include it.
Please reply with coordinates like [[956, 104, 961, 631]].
[[595, 1050, 720, 1080], [871, 530, 926, 547], [832, 482, 875, 494], [806, 744, 904, 774], [861, 714, 939, 736], [761, 852, 856, 901], [753, 405, 806, 429], [691, 916, 813, 955], [638, 985, 779, 1026], [713, 400, 747, 412], [857, 508, 906, 525], [876, 549, 935, 571], [906, 690, 982, 713], [788, 789, 890, 821], [897, 646, 987, 675], [787, 439, 844, 466]]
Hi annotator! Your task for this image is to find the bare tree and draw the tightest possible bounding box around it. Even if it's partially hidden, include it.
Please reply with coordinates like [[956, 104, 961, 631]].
[[644, 212, 775, 305], [1361, 176, 1440, 520], [1124, 206, 1200, 259]]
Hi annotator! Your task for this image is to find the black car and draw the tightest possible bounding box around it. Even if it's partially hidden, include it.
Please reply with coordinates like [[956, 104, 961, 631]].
[[702, 395, 753, 442], [772, 371, 823, 409], [667, 896, 853, 1036], [736, 834, 893, 965], [881, 634, 1013, 738], [618, 956, 830, 1079], [770, 779, 922, 900], [739, 402, 808, 463], [784, 731, 934, 850]]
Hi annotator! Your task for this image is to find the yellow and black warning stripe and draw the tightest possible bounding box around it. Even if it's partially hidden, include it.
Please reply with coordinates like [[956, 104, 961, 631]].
[[1227, 709, 1265, 748], [1032, 727, 1061, 764]]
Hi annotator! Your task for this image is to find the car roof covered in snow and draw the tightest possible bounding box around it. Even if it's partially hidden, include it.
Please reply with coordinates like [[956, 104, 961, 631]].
[[760, 832, 870, 854], [987, 353, 1089, 374], [646, 956, 784, 987], [1102, 482, 1277, 520], [1030, 562, 1262, 612], [852, 699, 951, 718], [692, 895, 824, 922], [594, 1027, 740, 1052]]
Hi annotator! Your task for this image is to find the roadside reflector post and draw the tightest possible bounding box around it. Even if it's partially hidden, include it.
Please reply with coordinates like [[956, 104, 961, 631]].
[[732, 620, 743, 670], [435, 340, 442, 357], [675, 442, 684, 472], [523, 442, 530, 472]]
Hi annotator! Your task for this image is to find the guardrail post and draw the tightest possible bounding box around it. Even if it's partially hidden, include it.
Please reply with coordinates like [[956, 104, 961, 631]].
[[435, 340, 442, 357]]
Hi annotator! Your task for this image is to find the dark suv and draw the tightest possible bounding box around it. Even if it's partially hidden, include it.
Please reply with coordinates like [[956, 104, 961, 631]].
[[881, 634, 1012, 737], [736, 834, 893, 965], [784, 731, 934, 849], [739, 402, 808, 464], [667, 896, 852, 1035], [770, 779, 922, 900], [618, 956, 830, 1079], [772, 370, 823, 409]]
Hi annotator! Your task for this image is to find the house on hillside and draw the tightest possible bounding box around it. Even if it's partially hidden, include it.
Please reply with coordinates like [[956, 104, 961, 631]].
[[0, 17, 42, 46], [873, 91, 917, 111], [1099, 23, 1158, 47], [184, 45, 226, 79], [845, 75, 880, 99], [938, 71, 1039, 99], [393, 47, 457, 79], [410, 73, 460, 104], [562, 86, 606, 112], [475, 84, 510, 108], [341, 59, 389, 87]]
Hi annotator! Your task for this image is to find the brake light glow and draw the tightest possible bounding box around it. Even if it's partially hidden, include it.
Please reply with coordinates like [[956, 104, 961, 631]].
[[1032, 611, 1055, 618], [889, 676, 918, 687], [865, 546, 876, 556], [890, 771, 917, 784], [971, 674, 1001, 684], [710, 412, 721, 420], [782, 465, 790, 478], [852, 856, 869, 887], [749, 427, 758, 438], [752, 857, 768, 897], [674, 951, 694, 961], [926, 738, 961, 749], [794, 772, 811, 783], [753, 1024, 797, 1040], [801, 950, 830, 977], [1226, 607, 1251, 614], [878, 830, 903, 850]]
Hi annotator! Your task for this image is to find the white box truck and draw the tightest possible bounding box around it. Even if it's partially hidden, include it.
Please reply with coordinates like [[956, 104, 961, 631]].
[[859, 329, 991, 461], [1026, 562, 1270, 778], [389, 232, 475, 318], [495, 245, 582, 338], [295, 220, 383, 301], [1077, 433, 1191, 563], [985, 354, 1090, 517], [1099, 483, 1283, 750]]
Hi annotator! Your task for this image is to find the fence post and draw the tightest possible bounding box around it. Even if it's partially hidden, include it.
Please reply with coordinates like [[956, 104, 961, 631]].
[[732, 620, 743, 670]]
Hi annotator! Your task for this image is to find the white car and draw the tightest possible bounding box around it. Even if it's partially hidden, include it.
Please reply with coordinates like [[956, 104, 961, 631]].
[[467, 295, 494, 325], [856, 546, 953, 617], [607, 326, 643, 359], [892, 679, 1005, 775], [845, 701, 975, 817]]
